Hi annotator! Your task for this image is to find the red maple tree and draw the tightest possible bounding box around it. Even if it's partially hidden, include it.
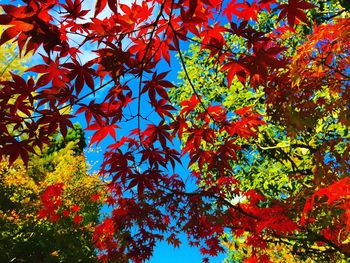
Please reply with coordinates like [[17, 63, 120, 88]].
[[1, 0, 350, 262]]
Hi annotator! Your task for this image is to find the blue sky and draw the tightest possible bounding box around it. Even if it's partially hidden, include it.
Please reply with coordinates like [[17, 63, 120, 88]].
[[150, 237, 226, 263]]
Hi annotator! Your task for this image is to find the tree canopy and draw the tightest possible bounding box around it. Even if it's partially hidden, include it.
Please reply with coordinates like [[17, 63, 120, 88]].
[[0, 138, 103, 262], [0, 0, 350, 262]]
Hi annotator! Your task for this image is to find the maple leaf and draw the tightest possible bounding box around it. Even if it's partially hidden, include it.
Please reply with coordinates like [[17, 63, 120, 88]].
[[76, 100, 107, 126], [72, 214, 84, 224], [221, 60, 247, 87], [152, 99, 176, 119], [140, 147, 167, 169], [27, 55, 70, 88], [71, 204, 81, 212], [189, 148, 214, 170], [223, 1, 259, 21], [229, 22, 269, 49], [49, 213, 60, 223], [142, 121, 172, 148], [142, 71, 174, 104], [0, 3, 64, 55], [236, 41, 286, 85], [170, 115, 189, 139], [180, 95, 200, 116], [301, 178, 350, 228], [199, 23, 226, 56], [226, 107, 265, 139], [36, 109, 74, 138], [60, 0, 89, 20], [0, 22, 31, 46], [94, 0, 108, 17], [106, 196, 117, 206], [127, 169, 162, 196], [38, 208, 49, 219], [64, 58, 96, 95], [91, 193, 101, 202], [0, 4, 35, 46], [277, 0, 315, 27], [86, 123, 120, 146], [167, 233, 181, 248], [163, 147, 182, 170], [258, 0, 277, 11], [62, 209, 70, 217], [102, 150, 134, 184], [205, 104, 227, 123], [0, 138, 35, 165]]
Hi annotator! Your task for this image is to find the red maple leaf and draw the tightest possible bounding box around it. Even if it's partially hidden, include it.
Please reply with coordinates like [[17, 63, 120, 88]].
[[180, 95, 200, 116], [62, 209, 70, 217], [64, 58, 96, 95], [36, 109, 74, 138], [60, 0, 89, 20], [27, 55, 70, 88], [223, 1, 259, 21], [142, 121, 172, 148], [72, 214, 84, 224], [90, 193, 101, 202], [86, 123, 120, 146], [71, 204, 81, 212], [142, 71, 174, 104], [277, 0, 315, 27], [152, 99, 176, 119], [166, 233, 181, 248]]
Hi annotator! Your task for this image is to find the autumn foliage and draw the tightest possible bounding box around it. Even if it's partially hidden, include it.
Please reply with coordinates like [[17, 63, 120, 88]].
[[0, 138, 103, 262], [0, 0, 350, 262]]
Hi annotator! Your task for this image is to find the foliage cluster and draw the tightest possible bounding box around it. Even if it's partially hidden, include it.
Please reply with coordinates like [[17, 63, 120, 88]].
[[0, 138, 103, 262]]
